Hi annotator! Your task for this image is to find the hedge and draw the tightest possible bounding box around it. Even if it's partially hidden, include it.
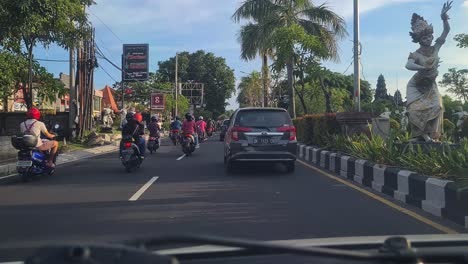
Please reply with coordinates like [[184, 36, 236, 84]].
[[293, 113, 341, 146]]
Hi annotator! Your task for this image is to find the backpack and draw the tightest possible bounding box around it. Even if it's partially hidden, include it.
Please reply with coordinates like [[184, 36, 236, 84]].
[[11, 121, 38, 149]]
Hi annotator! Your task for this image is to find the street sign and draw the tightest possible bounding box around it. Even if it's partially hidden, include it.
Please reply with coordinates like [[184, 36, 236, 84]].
[[150, 93, 165, 110], [122, 44, 149, 81]]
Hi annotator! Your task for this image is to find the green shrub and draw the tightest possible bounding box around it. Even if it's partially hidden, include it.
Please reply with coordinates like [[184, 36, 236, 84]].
[[389, 118, 400, 131], [162, 122, 170, 131], [294, 113, 340, 146], [443, 118, 455, 134]]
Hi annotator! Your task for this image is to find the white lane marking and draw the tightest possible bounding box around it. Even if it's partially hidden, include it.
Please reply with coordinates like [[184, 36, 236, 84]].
[[176, 154, 186, 160], [0, 174, 19, 180], [129, 177, 159, 201]]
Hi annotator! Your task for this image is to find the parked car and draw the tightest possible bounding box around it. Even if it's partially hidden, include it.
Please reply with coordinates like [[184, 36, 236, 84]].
[[223, 108, 297, 173], [219, 119, 230, 141]]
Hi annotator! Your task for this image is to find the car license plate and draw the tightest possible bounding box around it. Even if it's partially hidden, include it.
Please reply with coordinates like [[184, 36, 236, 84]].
[[253, 137, 273, 145], [17, 161, 32, 167]]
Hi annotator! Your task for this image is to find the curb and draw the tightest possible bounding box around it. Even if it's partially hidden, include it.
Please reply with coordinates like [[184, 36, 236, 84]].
[[297, 144, 468, 228], [0, 145, 118, 180]]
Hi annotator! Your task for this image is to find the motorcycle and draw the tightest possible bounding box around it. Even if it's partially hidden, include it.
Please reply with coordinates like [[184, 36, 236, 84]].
[[181, 134, 196, 156], [120, 136, 143, 172], [147, 135, 160, 154], [206, 127, 214, 137], [11, 134, 58, 182], [170, 130, 180, 146]]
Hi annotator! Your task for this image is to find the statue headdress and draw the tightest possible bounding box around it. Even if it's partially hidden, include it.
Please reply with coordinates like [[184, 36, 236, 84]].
[[409, 13, 434, 43]]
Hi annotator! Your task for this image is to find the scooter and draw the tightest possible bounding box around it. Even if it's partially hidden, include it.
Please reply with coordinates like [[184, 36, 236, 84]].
[[120, 136, 143, 172], [147, 136, 160, 154], [170, 130, 180, 146], [181, 134, 196, 156], [11, 134, 58, 182], [206, 127, 214, 137]]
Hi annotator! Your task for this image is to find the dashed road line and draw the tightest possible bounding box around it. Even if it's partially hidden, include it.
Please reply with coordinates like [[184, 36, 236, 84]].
[[129, 176, 159, 201]]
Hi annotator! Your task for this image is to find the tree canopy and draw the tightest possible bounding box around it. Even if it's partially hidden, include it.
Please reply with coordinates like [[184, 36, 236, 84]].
[[232, 0, 347, 117], [157, 50, 235, 117], [0, 0, 94, 108], [439, 68, 468, 102], [454, 34, 468, 48]]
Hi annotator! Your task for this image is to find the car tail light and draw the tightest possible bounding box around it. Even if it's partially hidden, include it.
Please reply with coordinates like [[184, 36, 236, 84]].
[[124, 142, 132, 148], [277, 126, 296, 141], [231, 127, 251, 141]]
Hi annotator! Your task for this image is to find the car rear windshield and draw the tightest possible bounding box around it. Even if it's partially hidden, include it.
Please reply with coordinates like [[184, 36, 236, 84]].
[[223, 120, 230, 126], [235, 110, 292, 128]]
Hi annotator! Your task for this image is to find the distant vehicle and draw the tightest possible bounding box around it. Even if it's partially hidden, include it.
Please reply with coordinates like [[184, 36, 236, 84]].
[[223, 108, 297, 173], [219, 119, 230, 141]]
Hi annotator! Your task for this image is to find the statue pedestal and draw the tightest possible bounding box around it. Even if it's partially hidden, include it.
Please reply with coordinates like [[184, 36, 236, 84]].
[[372, 118, 390, 139], [336, 112, 372, 137], [396, 142, 461, 154]]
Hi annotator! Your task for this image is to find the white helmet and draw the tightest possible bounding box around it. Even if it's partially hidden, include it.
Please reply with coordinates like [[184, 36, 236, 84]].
[[199, 116, 203, 120]]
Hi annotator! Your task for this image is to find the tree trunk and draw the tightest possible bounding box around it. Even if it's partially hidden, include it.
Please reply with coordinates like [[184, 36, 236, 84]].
[[2, 97, 8, 112], [287, 60, 296, 118], [295, 86, 308, 115], [319, 77, 332, 113], [261, 53, 269, 107], [26, 43, 34, 109]]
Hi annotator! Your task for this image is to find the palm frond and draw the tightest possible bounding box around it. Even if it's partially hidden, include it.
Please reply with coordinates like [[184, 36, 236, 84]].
[[297, 19, 340, 61], [232, 0, 283, 22], [299, 4, 347, 38]]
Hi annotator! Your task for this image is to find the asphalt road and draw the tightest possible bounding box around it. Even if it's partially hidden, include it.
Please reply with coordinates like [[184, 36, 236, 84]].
[[0, 134, 461, 262]]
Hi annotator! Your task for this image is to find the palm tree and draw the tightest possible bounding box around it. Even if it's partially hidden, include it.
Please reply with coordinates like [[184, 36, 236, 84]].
[[237, 71, 263, 107], [232, 0, 347, 117]]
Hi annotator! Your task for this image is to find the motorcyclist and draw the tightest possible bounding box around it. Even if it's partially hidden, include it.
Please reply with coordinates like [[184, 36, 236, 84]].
[[170, 116, 182, 131], [196, 116, 207, 141], [148, 115, 161, 139], [121, 112, 145, 159], [20, 108, 58, 168], [207, 118, 215, 133], [181, 113, 198, 147]]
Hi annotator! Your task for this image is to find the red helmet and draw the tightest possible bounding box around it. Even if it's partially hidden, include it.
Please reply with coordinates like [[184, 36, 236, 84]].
[[134, 112, 143, 122], [27, 107, 41, 120]]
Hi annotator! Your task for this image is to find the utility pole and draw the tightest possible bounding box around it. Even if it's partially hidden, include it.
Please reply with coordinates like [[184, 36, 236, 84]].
[[68, 48, 76, 139], [353, 0, 361, 112], [175, 52, 178, 117]]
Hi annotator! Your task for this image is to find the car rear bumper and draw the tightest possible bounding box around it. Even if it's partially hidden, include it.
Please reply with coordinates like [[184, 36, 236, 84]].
[[230, 151, 296, 162]]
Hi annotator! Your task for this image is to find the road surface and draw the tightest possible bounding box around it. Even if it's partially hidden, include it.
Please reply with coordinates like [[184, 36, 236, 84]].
[[0, 135, 462, 261]]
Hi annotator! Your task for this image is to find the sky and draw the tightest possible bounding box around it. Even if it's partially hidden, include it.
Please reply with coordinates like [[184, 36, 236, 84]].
[[34, 0, 468, 110]]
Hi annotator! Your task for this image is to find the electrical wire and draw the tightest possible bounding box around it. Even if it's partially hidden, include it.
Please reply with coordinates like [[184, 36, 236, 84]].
[[88, 10, 124, 43], [98, 63, 119, 83]]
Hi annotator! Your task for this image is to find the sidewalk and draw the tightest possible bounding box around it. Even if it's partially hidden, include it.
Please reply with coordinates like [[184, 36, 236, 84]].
[[0, 144, 118, 177]]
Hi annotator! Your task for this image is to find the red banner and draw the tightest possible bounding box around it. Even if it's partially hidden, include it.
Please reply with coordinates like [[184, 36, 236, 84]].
[[151, 93, 165, 110]]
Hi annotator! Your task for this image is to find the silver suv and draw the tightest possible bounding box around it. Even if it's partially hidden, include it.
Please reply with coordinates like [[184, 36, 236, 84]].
[[223, 108, 297, 172]]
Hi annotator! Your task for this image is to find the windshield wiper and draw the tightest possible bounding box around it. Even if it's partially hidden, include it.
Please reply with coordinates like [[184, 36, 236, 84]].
[[124, 234, 414, 262]]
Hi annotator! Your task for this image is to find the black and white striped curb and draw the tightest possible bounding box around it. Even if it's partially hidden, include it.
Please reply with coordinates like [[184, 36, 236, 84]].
[[297, 143, 468, 228]]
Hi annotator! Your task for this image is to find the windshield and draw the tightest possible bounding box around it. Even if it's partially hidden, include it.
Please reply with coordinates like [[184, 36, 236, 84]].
[[0, 0, 467, 263], [235, 110, 292, 127]]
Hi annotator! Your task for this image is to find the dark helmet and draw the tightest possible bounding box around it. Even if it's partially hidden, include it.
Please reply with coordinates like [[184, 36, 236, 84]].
[[185, 113, 193, 121], [151, 115, 158, 122], [125, 112, 134, 121], [175, 116, 180, 121]]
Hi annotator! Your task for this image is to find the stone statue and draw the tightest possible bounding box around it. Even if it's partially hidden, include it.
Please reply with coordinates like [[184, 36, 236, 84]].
[[102, 107, 114, 129], [405, 1, 452, 142], [400, 108, 409, 132], [380, 108, 391, 119], [454, 106, 468, 130]]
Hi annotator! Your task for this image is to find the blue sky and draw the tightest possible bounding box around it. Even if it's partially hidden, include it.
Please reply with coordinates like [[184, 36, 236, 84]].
[[35, 0, 468, 110]]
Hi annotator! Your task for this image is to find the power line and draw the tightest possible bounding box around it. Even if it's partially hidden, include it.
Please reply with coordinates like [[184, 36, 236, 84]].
[[96, 37, 118, 61], [88, 10, 124, 43], [36, 58, 70, 62], [98, 63, 119, 83]]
